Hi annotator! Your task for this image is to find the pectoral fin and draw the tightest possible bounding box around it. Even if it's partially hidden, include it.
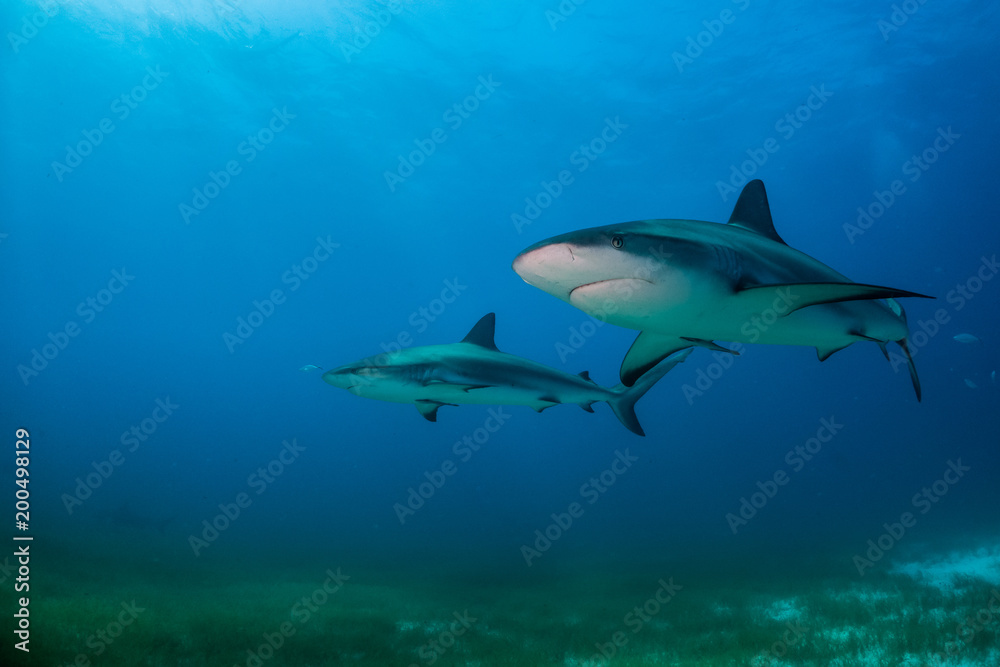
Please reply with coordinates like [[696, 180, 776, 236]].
[[424, 380, 492, 393], [414, 400, 457, 422], [680, 337, 741, 355], [737, 282, 932, 315], [621, 333, 694, 387]]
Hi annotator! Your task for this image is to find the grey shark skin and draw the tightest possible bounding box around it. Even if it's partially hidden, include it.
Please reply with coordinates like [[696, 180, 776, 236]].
[[322, 313, 691, 435], [512, 180, 932, 400]]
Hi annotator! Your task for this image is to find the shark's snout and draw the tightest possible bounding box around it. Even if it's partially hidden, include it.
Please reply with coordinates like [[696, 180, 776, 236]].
[[513, 242, 573, 277], [322, 366, 356, 389], [512, 242, 588, 301]]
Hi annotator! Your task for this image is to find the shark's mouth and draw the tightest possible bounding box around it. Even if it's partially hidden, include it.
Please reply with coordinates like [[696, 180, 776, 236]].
[[569, 277, 653, 299]]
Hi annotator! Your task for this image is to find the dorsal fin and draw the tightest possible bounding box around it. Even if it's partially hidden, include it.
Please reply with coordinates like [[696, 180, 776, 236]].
[[461, 313, 499, 351], [727, 180, 787, 245], [577, 370, 594, 383]]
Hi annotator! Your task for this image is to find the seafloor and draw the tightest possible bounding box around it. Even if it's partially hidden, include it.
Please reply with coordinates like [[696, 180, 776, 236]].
[[6, 529, 998, 666]]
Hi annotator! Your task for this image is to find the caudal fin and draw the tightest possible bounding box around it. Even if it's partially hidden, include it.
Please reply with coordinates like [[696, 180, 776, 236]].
[[608, 349, 693, 436]]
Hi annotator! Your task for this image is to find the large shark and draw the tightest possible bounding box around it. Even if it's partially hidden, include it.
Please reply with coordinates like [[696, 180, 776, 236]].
[[321, 313, 692, 435], [512, 180, 932, 400]]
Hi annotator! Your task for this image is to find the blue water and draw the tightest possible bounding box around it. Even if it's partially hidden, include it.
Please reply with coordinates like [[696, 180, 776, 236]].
[[2, 1, 999, 665]]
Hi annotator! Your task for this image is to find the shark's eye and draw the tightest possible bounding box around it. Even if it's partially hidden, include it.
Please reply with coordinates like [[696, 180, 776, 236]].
[[611, 235, 624, 249]]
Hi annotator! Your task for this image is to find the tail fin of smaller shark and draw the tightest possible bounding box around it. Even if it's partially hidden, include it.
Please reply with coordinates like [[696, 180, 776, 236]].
[[608, 348, 693, 436], [886, 298, 922, 402]]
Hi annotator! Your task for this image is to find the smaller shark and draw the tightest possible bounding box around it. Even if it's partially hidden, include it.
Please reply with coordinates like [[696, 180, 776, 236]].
[[321, 313, 691, 436]]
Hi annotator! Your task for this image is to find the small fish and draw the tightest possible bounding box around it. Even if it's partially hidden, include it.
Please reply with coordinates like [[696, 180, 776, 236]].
[[964, 379, 978, 389], [992, 370, 996, 384], [953, 334, 981, 344], [298, 364, 323, 372]]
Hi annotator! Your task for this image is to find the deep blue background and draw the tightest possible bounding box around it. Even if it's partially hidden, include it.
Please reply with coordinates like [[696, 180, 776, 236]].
[[2, 0, 998, 581]]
